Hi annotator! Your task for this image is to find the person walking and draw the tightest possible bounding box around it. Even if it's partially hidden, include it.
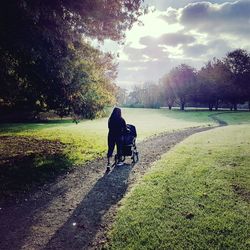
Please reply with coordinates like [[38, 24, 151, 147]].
[[107, 107, 127, 171]]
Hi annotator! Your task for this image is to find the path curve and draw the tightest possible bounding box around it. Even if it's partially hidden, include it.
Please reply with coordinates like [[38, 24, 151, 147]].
[[208, 112, 228, 126], [0, 126, 219, 250]]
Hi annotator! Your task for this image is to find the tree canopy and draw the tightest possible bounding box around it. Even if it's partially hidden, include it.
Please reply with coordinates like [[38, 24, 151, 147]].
[[120, 49, 250, 111], [162, 50, 250, 110], [162, 64, 196, 110], [0, 0, 145, 120]]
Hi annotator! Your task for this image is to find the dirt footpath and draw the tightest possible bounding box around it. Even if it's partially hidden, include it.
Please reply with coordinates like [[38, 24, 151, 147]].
[[0, 126, 214, 250]]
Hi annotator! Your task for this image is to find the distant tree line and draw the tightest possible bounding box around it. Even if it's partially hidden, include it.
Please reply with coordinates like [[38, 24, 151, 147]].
[[121, 49, 250, 111], [0, 0, 144, 120]]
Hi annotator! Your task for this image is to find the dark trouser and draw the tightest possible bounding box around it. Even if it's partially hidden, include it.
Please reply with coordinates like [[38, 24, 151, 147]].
[[107, 133, 123, 160]]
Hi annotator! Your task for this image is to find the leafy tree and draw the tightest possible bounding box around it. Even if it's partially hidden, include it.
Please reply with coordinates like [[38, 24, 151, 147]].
[[167, 64, 196, 110], [125, 82, 161, 108], [127, 85, 144, 107], [158, 50, 250, 111], [141, 81, 161, 108], [65, 45, 117, 119], [0, 0, 144, 119], [224, 49, 250, 110], [159, 75, 175, 110], [196, 59, 231, 110], [116, 87, 128, 106]]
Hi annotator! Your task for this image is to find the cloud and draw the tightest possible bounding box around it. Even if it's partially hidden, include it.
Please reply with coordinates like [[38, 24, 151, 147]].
[[182, 44, 208, 57], [181, 39, 231, 58], [104, 0, 250, 88], [139, 36, 157, 47], [144, 0, 239, 10], [158, 1, 250, 39], [148, 1, 250, 61], [116, 54, 205, 89], [158, 33, 195, 46], [140, 32, 195, 48], [117, 58, 174, 88], [180, 0, 250, 36], [123, 43, 169, 61], [158, 7, 179, 24]]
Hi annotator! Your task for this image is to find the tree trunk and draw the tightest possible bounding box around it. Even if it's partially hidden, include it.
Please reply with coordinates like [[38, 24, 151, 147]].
[[248, 100, 250, 111], [233, 103, 237, 111], [209, 103, 213, 111], [215, 100, 219, 111], [168, 105, 172, 110], [180, 102, 185, 110]]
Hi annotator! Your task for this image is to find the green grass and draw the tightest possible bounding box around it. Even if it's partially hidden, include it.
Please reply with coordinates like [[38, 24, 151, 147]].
[[0, 109, 249, 195], [0, 108, 220, 195], [0, 108, 218, 164], [122, 108, 217, 138], [107, 125, 250, 250], [0, 109, 249, 165], [216, 112, 250, 124]]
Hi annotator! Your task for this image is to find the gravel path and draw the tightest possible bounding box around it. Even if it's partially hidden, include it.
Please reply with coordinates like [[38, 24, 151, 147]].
[[0, 126, 218, 250]]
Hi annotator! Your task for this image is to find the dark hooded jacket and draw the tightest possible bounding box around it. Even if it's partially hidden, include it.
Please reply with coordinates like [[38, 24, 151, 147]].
[[108, 117, 126, 137]]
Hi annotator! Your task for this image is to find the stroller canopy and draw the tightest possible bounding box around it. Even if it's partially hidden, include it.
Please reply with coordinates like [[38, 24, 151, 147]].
[[126, 124, 137, 138]]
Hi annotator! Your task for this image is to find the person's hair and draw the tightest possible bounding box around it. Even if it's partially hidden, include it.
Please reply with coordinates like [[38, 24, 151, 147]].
[[109, 107, 122, 120]]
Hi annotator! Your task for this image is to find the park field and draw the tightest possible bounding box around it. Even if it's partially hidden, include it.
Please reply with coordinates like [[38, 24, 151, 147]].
[[106, 124, 250, 249], [0, 108, 219, 165], [0, 109, 249, 195]]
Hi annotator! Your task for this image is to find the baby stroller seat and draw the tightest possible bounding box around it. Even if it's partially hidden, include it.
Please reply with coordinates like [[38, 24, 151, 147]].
[[115, 124, 139, 165]]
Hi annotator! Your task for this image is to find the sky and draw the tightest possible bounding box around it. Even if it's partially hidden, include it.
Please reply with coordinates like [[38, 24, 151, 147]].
[[101, 0, 250, 90]]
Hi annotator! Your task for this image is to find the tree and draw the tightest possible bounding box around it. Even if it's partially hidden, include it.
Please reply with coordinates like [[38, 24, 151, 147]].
[[141, 81, 161, 108], [196, 59, 231, 110], [159, 75, 175, 110], [65, 46, 117, 119], [0, 0, 145, 119], [167, 64, 196, 110], [126, 85, 144, 107], [116, 87, 128, 106], [125, 82, 161, 108], [224, 49, 250, 110]]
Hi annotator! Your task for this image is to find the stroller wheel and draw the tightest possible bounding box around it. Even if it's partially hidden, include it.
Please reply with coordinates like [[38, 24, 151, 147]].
[[132, 152, 136, 163], [132, 157, 135, 164], [135, 152, 139, 162]]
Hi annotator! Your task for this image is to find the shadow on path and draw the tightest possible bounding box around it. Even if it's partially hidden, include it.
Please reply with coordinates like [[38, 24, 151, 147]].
[[46, 163, 135, 249], [0, 184, 68, 250], [0, 126, 223, 250]]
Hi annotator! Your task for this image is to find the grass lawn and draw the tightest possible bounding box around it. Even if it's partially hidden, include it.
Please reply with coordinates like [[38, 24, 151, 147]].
[[0, 108, 218, 165], [106, 124, 250, 250], [216, 111, 250, 125], [0, 108, 216, 196], [0, 109, 249, 196]]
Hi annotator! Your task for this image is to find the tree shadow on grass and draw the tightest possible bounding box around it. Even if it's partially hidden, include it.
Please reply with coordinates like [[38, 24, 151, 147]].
[[46, 163, 135, 249], [0, 153, 71, 250], [0, 119, 75, 134], [0, 153, 72, 202]]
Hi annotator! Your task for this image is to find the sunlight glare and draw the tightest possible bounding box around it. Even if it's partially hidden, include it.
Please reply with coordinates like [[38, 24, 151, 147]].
[[125, 8, 183, 48]]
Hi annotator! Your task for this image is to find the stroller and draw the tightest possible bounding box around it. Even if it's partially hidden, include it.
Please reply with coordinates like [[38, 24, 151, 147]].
[[114, 124, 139, 165]]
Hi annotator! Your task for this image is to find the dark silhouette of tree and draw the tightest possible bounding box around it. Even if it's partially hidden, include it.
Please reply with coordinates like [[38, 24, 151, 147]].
[[0, 0, 144, 119], [159, 75, 175, 110], [159, 50, 250, 112], [224, 49, 250, 110], [167, 64, 196, 110], [195, 59, 231, 110]]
